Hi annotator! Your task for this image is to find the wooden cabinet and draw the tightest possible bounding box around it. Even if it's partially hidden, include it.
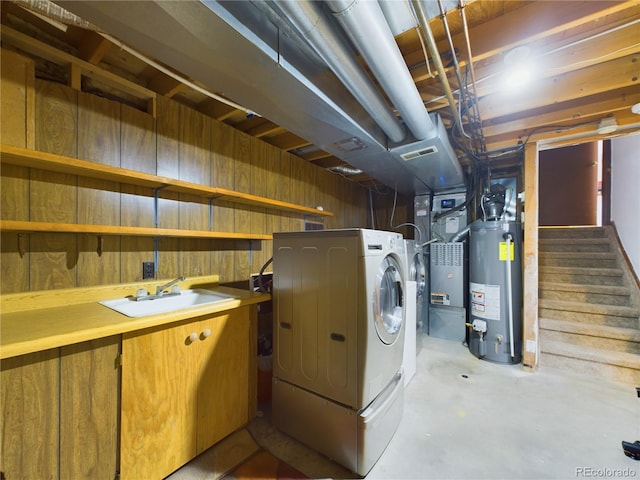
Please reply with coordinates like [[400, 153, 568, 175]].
[[0, 337, 120, 479], [119, 306, 252, 479], [1, 349, 59, 479]]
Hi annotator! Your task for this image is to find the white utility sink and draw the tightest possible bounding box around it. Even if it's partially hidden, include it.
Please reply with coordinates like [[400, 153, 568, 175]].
[[99, 289, 237, 318]]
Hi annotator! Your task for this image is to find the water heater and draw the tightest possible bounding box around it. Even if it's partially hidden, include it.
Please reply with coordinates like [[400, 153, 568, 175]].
[[468, 219, 522, 364]]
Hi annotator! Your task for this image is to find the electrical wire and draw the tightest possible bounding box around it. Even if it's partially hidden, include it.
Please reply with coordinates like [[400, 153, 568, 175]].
[[413, 25, 435, 79], [545, 43, 640, 73], [389, 184, 398, 229], [394, 223, 424, 244], [257, 257, 273, 293], [369, 188, 376, 229], [437, 0, 471, 141]]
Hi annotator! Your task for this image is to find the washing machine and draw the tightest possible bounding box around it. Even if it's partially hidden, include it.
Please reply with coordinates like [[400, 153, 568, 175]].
[[272, 229, 406, 476]]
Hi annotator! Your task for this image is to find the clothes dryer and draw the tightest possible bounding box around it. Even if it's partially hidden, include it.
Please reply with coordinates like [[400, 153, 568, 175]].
[[404, 239, 427, 353], [272, 229, 406, 476]]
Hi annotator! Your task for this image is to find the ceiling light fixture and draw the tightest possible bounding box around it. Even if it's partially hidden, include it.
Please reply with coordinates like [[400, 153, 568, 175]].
[[597, 117, 618, 135], [504, 66, 532, 90], [631, 102, 640, 115], [503, 45, 533, 91], [503, 45, 531, 65], [329, 165, 363, 175]]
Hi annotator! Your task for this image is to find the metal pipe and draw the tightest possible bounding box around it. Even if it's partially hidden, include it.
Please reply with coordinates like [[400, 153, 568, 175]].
[[326, 0, 435, 141], [450, 225, 470, 243], [273, 0, 406, 143], [504, 233, 515, 358], [410, 0, 462, 134], [459, 0, 486, 153], [436, 0, 468, 138]]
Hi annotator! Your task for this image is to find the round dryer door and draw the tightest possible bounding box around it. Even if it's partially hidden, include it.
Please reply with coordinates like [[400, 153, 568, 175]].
[[374, 255, 404, 345], [411, 252, 426, 299]]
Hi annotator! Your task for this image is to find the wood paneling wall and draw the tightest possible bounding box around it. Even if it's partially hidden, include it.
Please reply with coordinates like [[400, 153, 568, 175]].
[[1, 50, 377, 293]]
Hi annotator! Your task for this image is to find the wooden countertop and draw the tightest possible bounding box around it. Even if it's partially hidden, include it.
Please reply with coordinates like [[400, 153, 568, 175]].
[[0, 276, 270, 359]]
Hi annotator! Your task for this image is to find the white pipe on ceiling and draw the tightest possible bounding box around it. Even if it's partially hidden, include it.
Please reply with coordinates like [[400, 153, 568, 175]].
[[326, 0, 435, 141], [273, 0, 406, 144]]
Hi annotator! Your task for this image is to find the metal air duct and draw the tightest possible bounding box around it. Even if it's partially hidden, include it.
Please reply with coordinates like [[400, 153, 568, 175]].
[[326, 0, 435, 141], [273, 0, 406, 143], [57, 0, 465, 194]]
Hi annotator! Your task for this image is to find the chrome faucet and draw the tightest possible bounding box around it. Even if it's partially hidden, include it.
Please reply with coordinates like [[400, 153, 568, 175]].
[[135, 276, 186, 301], [156, 276, 186, 295]]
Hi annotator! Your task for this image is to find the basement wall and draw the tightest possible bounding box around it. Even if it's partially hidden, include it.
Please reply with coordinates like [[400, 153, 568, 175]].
[[0, 49, 386, 293], [611, 133, 640, 277]]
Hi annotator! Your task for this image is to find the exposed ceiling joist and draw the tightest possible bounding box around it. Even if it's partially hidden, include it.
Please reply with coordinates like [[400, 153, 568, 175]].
[[2, 0, 638, 191]]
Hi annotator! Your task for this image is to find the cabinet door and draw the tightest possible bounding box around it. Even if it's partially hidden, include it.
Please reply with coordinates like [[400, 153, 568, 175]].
[[60, 336, 119, 480], [1, 350, 59, 479], [196, 306, 250, 452], [120, 321, 199, 480]]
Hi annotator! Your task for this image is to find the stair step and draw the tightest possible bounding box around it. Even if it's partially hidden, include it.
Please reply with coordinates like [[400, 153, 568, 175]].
[[539, 266, 624, 286], [539, 251, 617, 268], [539, 238, 610, 253], [539, 299, 640, 328], [540, 340, 640, 385], [537, 225, 640, 385], [542, 339, 640, 368], [539, 282, 631, 306], [539, 227, 607, 239], [540, 317, 640, 353], [539, 299, 639, 317]]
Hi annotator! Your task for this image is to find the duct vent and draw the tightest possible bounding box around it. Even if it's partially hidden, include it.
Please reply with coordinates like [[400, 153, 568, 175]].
[[333, 137, 367, 152], [400, 145, 438, 161]]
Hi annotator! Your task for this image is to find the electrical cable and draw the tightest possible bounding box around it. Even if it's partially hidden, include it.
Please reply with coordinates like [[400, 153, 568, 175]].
[[369, 188, 376, 229], [257, 257, 273, 294], [389, 184, 398, 229], [394, 222, 423, 244]]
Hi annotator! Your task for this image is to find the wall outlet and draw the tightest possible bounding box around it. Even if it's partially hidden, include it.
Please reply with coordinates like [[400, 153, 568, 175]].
[[142, 262, 155, 279]]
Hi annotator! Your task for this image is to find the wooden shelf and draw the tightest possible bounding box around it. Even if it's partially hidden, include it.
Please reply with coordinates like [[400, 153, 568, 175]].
[[0, 220, 272, 241], [0, 144, 333, 217]]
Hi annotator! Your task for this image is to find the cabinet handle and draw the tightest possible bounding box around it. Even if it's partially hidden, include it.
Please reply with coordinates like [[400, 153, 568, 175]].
[[188, 332, 198, 343], [201, 328, 212, 339]]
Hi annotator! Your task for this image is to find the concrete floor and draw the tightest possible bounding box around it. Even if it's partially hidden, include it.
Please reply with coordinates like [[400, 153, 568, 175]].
[[249, 335, 640, 479]]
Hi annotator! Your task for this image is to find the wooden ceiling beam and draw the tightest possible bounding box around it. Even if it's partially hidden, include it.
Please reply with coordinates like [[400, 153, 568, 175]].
[[77, 31, 112, 65], [456, 1, 639, 63], [415, 13, 639, 100], [482, 86, 640, 138], [302, 151, 332, 162], [268, 133, 312, 151], [147, 72, 187, 97], [484, 108, 640, 151], [472, 22, 638, 96], [478, 53, 639, 121], [197, 97, 240, 121], [245, 122, 286, 138]]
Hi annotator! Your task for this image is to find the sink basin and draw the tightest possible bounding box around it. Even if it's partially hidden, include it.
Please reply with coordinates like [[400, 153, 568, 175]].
[[99, 289, 236, 318]]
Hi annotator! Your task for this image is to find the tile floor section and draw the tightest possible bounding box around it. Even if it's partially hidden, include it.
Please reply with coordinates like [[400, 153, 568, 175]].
[[247, 335, 640, 479]]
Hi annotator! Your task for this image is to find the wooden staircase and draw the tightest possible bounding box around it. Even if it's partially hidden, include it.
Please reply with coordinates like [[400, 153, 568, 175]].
[[538, 226, 640, 384]]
